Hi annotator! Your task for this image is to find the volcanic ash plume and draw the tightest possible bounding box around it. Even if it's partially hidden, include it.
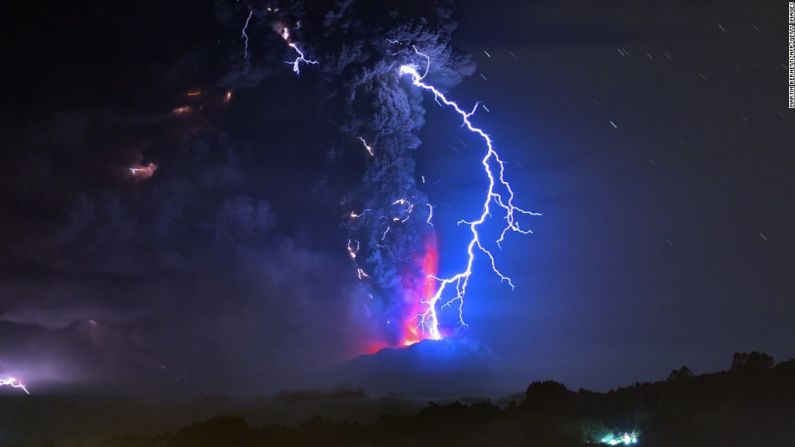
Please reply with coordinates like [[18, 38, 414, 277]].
[[224, 0, 474, 348], [312, 1, 474, 347]]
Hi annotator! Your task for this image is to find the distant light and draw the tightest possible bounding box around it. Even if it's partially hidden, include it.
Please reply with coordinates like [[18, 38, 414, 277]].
[[129, 162, 158, 181], [172, 106, 193, 115], [600, 431, 639, 445]]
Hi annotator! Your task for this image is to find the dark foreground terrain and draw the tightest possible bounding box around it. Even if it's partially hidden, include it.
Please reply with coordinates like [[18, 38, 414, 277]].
[[7, 352, 795, 447]]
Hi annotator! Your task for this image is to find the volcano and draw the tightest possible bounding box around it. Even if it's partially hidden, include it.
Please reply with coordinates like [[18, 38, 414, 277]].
[[333, 337, 511, 398]]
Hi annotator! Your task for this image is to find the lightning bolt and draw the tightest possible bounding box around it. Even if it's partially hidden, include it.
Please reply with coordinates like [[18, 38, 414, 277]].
[[347, 239, 360, 260], [286, 42, 319, 75], [278, 26, 318, 76], [0, 377, 30, 395], [349, 209, 370, 220], [261, 22, 535, 343], [239, 9, 317, 76], [399, 47, 540, 339], [241, 10, 254, 59], [358, 137, 375, 157], [392, 198, 415, 223]]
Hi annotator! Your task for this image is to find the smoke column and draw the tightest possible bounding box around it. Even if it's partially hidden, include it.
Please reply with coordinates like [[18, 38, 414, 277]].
[[306, 1, 480, 347], [223, 0, 534, 349]]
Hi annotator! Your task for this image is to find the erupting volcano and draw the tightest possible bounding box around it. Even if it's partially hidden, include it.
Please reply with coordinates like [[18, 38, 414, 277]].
[[400, 234, 441, 347], [232, 2, 536, 355]]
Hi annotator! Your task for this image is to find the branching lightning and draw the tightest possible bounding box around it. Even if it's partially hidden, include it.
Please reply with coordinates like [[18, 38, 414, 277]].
[[399, 47, 540, 339], [252, 15, 537, 345], [392, 198, 415, 223], [286, 42, 318, 75], [0, 377, 30, 395], [278, 26, 318, 76], [238, 9, 316, 76]]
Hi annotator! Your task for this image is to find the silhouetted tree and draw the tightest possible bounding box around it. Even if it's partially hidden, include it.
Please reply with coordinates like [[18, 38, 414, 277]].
[[92, 357, 795, 447], [524, 381, 571, 411], [666, 365, 693, 382], [731, 351, 774, 371], [172, 417, 254, 447]]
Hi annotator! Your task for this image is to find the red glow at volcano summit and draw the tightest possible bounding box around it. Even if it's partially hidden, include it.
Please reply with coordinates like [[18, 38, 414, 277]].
[[399, 233, 440, 347]]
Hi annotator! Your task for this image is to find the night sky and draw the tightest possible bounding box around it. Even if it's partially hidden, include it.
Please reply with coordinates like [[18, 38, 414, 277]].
[[1, 0, 794, 400]]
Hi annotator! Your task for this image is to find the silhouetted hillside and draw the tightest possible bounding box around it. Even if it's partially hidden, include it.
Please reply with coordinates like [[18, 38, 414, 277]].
[[11, 353, 795, 447]]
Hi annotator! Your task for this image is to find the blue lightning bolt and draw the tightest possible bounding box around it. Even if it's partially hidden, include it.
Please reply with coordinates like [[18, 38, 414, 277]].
[[399, 47, 541, 339], [257, 22, 534, 344]]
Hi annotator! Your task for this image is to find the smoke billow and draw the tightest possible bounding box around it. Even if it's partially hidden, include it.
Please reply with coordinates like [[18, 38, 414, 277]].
[[224, 0, 474, 346]]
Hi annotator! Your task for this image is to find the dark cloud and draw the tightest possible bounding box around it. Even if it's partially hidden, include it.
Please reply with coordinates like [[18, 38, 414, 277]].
[[0, 0, 485, 395], [208, 0, 478, 345], [0, 14, 360, 394], [269, 0, 475, 344], [3, 0, 792, 409]]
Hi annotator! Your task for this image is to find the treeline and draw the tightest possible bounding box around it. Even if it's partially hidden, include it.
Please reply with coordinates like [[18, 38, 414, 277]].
[[46, 352, 795, 446]]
